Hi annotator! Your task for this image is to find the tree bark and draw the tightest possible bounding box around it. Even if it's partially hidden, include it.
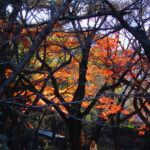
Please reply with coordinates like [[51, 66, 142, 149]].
[[113, 127, 120, 150], [111, 117, 120, 150], [144, 130, 150, 150], [67, 118, 83, 150]]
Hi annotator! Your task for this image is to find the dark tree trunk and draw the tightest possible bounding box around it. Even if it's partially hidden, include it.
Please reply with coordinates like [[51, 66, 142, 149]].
[[111, 117, 120, 150], [113, 127, 120, 150], [67, 118, 83, 150], [144, 130, 150, 150]]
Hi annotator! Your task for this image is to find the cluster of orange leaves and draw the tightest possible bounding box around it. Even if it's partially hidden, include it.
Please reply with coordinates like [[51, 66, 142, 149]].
[[96, 97, 129, 120], [137, 124, 149, 135], [90, 36, 136, 83]]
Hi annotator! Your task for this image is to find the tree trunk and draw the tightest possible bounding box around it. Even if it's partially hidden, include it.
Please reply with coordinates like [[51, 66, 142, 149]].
[[67, 118, 83, 150], [111, 117, 120, 150], [144, 130, 150, 150], [113, 127, 120, 150]]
